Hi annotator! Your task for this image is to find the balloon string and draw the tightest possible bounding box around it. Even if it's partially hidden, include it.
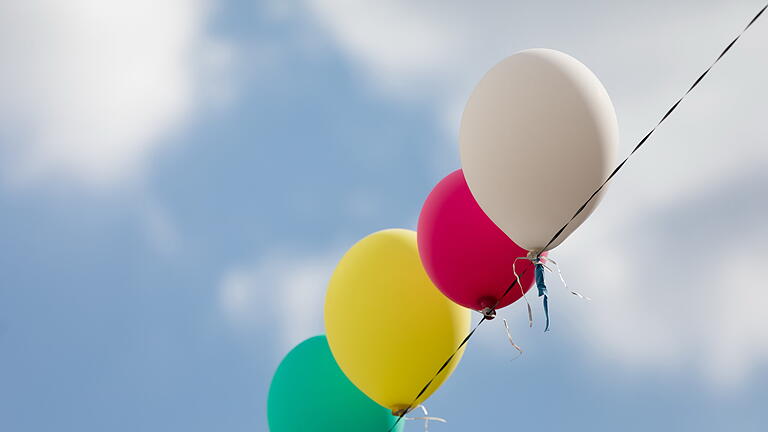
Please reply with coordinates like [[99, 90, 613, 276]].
[[386, 6, 767, 430], [387, 313, 486, 431], [404, 405, 447, 432], [540, 256, 590, 300], [538, 1, 768, 253], [386, 271, 528, 432], [502, 318, 524, 359], [513, 257, 534, 327], [532, 254, 588, 332]]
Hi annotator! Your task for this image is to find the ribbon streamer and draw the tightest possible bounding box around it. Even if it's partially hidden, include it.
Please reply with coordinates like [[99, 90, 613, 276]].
[[541, 256, 589, 300], [513, 257, 534, 327], [502, 318, 524, 359], [534, 261, 550, 332], [404, 405, 447, 432]]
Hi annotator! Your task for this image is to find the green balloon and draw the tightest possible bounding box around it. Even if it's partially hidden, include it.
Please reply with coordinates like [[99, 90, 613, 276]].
[[268, 335, 403, 431]]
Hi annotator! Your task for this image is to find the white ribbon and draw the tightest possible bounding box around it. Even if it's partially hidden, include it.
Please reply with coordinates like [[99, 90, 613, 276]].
[[512, 256, 534, 327], [405, 405, 446, 431], [539, 256, 590, 301], [502, 318, 524, 359]]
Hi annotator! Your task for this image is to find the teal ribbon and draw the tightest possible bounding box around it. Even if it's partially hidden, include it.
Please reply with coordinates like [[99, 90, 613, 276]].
[[535, 262, 550, 332]]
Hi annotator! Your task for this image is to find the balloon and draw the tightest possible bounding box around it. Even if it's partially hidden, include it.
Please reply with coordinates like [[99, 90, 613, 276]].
[[324, 229, 470, 412], [417, 169, 536, 312], [459, 48, 618, 252], [267, 335, 403, 431]]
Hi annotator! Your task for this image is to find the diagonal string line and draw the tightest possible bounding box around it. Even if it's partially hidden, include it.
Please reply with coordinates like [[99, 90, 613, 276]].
[[540, 2, 768, 253], [387, 315, 486, 431], [387, 272, 527, 431], [386, 4, 766, 431]]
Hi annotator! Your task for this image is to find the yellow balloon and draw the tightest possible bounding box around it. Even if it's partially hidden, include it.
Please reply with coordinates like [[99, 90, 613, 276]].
[[324, 228, 470, 412]]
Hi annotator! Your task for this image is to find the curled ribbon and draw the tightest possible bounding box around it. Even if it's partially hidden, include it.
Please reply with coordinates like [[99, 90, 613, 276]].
[[502, 318, 524, 359], [512, 257, 534, 327], [515, 253, 587, 332], [404, 405, 446, 432]]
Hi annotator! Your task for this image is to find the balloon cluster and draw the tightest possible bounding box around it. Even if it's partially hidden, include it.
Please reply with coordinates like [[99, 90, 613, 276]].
[[268, 49, 618, 430]]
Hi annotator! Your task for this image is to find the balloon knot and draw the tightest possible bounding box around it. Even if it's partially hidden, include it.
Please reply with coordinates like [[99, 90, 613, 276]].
[[526, 250, 542, 263], [480, 307, 497, 320], [392, 408, 410, 417]]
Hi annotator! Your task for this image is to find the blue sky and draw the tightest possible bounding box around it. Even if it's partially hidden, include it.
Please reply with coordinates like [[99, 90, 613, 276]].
[[1, 1, 768, 431]]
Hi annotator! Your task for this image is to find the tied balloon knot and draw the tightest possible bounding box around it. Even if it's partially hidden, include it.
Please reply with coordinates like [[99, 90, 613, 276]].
[[526, 250, 543, 261], [480, 306, 497, 320], [404, 405, 447, 432], [392, 407, 411, 417]]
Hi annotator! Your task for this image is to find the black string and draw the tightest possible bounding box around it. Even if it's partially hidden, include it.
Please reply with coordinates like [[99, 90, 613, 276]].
[[387, 272, 526, 431], [386, 3, 767, 430], [540, 2, 768, 253]]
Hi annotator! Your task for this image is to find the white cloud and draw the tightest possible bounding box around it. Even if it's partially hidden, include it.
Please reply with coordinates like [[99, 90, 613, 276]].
[[299, 1, 768, 173], [471, 171, 768, 389], [218, 251, 338, 355], [303, 0, 456, 97], [138, 197, 181, 257], [0, 0, 232, 189], [298, 1, 768, 255], [525, 166, 768, 388], [298, 0, 768, 387]]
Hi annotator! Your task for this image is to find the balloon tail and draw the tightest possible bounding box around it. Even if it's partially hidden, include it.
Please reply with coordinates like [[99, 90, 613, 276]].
[[502, 318, 524, 359], [405, 405, 446, 431], [480, 306, 497, 320], [513, 257, 534, 327], [534, 261, 550, 332]]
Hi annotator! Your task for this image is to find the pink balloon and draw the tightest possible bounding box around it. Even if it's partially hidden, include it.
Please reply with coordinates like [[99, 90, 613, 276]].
[[417, 169, 536, 312]]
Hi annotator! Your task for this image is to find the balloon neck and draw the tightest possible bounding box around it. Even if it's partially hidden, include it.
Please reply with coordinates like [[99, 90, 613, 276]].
[[527, 250, 543, 262], [391, 406, 410, 417], [478, 297, 497, 320], [480, 307, 497, 320]]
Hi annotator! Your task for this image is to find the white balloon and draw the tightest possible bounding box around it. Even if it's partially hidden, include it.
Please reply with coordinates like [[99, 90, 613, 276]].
[[459, 49, 618, 253]]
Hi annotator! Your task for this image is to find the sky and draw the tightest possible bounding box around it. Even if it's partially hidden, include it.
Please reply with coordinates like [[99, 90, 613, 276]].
[[1, 1, 768, 431]]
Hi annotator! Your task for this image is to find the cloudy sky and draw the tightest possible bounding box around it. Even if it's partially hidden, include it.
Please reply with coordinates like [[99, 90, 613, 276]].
[[2, 1, 768, 431]]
